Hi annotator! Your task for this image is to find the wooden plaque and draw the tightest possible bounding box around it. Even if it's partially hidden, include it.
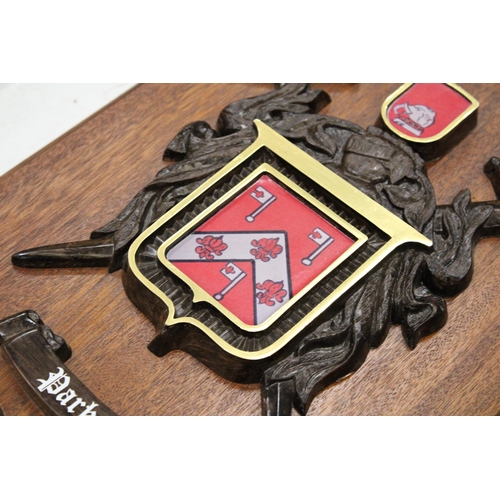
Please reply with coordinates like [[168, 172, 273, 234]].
[[0, 84, 499, 416]]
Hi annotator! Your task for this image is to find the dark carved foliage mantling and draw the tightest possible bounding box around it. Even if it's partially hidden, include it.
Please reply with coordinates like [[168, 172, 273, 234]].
[[425, 190, 493, 296]]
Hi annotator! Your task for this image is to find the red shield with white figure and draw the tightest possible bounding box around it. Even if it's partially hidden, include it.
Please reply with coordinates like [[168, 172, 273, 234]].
[[166, 175, 355, 326], [386, 83, 474, 140]]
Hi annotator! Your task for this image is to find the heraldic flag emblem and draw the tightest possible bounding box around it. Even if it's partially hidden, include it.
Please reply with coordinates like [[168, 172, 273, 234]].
[[165, 175, 355, 326]]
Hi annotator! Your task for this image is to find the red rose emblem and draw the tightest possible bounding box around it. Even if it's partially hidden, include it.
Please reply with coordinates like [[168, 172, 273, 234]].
[[256, 280, 287, 306], [250, 237, 283, 262], [195, 235, 228, 260]]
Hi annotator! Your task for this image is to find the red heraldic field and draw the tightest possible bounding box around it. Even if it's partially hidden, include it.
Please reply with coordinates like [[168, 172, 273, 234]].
[[166, 175, 355, 326]]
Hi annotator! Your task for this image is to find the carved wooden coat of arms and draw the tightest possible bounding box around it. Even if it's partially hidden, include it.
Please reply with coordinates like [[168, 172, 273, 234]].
[[2, 84, 499, 416]]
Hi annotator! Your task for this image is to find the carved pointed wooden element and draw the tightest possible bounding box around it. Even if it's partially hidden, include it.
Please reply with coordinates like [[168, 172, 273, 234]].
[[12, 237, 114, 268]]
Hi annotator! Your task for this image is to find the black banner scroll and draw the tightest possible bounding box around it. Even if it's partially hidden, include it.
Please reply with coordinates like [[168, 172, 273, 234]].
[[0, 311, 115, 416]]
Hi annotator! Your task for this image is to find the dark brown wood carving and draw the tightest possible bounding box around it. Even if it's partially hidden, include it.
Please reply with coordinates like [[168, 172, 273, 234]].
[[11, 84, 500, 415]]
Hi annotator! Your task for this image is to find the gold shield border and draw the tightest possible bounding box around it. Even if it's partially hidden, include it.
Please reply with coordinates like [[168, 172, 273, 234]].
[[157, 163, 367, 331], [128, 120, 432, 360]]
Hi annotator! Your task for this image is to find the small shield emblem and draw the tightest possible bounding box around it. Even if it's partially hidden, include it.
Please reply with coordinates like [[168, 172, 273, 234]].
[[381, 83, 479, 160]]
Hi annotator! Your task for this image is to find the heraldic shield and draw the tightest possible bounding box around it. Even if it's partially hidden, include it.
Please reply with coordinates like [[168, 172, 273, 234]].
[[125, 120, 431, 381]]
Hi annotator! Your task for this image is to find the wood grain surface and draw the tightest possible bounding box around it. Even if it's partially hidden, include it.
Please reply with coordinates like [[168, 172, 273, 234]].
[[0, 83, 499, 416]]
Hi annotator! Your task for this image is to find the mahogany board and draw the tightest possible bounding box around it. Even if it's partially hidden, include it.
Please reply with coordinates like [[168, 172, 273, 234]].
[[0, 83, 498, 416]]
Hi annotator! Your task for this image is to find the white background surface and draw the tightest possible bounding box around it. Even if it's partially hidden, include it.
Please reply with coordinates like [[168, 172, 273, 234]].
[[0, 83, 136, 176]]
